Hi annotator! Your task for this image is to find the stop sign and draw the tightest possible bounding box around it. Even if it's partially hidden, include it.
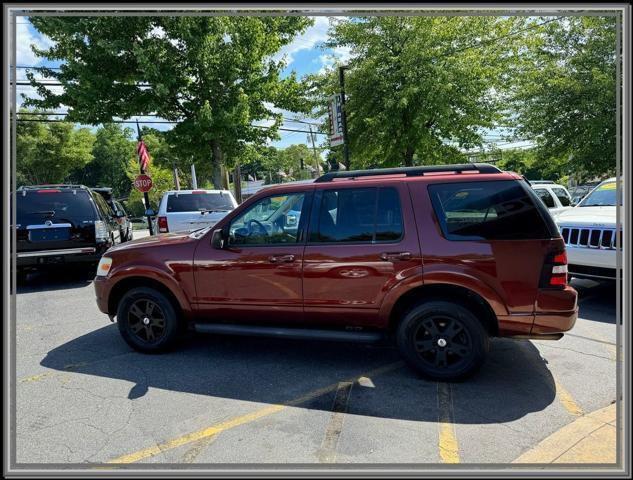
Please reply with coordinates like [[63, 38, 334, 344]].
[[133, 174, 153, 193]]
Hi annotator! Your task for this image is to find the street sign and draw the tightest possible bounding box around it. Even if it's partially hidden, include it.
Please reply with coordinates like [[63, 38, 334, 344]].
[[328, 94, 345, 147], [133, 174, 153, 192]]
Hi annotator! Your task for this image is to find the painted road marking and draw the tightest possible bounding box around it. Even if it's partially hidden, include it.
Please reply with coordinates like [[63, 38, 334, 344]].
[[317, 381, 353, 463], [554, 379, 584, 417], [107, 361, 404, 464], [437, 382, 460, 464]]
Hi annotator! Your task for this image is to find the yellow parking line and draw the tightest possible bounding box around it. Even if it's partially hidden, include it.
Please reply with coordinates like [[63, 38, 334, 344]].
[[107, 361, 404, 464], [554, 379, 584, 417], [19, 362, 92, 384], [437, 382, 460, 464], [318, 381, 353, 463]]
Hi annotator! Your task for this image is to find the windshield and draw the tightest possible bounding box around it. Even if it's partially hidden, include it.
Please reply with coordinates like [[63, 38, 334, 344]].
[[579, 182, 620, 207], [167, 193, 234, 212], [16, 190, 97, 225]]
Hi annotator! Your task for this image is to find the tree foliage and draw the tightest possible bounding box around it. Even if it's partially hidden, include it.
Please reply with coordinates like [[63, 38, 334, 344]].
[[508, 16, 617, 180], [16, 114, 95, 185], [309, 16, 520, 168], [25, 16, 313, 187]]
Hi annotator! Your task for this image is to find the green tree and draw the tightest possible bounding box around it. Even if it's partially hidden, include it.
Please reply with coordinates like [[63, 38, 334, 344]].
[[310, 16, 519, 168], [80, 124, 136, 197], [16, 114, 95, 185], [25, 16, 313, 188], [509, 16, 617, 180]]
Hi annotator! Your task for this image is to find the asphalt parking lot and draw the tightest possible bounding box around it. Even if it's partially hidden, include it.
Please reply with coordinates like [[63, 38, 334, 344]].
[[13, 269, 618, 465]]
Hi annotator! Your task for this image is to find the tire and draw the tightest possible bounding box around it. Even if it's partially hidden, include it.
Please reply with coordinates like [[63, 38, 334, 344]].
[[116, 287, 180, 353], [396, 300, 489, 381]]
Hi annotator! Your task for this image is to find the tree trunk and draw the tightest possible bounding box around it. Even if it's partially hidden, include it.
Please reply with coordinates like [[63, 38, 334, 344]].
[[211, 140, 224, 189], [404, 146, 415, 167]]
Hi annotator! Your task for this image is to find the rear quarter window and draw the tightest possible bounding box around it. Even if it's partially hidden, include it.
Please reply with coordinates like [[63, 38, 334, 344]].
[[428, 180, 555, 241]]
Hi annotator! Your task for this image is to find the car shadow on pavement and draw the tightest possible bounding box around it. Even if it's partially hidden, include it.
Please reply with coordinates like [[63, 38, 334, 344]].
[[40, 326, 557, 424], [16, 268, 94, 294], [573, 279, 617, 325]]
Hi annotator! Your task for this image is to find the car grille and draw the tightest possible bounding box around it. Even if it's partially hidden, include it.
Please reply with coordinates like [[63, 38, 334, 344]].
[[559, 226, 619, 250]]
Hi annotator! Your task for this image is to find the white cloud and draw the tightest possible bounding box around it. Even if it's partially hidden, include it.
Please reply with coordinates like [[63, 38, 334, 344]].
[[273, 16, 330, 67], [317, 45, 353, 74], [15, 21, 55, 66]]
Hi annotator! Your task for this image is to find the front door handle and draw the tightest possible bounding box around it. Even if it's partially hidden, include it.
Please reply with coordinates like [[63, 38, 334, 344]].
[[380, 251, 412, 261], [269, 254, 296, 263]]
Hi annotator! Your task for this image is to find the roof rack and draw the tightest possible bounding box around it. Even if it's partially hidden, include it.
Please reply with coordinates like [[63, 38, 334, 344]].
[[314, 163, 501, 183], [529, 180, 555, 184], [17, 184, 88, 190]]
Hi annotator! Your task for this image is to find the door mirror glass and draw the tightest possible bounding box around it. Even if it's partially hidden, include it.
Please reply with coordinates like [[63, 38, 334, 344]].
[[144, 208, 156, 217], [115, 210, 125, 218], [211, 229, 226, 249]]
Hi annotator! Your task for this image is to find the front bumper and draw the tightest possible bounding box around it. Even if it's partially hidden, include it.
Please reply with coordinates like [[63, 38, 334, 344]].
[[94, 276, 111, 315]]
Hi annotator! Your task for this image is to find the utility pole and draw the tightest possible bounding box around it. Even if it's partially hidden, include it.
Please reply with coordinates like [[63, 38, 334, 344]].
[[308, 125, 321, 178], [339, 65, 350, 169], [234, 163, 242, 203], [136, 121, 154, 236], [173, 163, 180, 190]]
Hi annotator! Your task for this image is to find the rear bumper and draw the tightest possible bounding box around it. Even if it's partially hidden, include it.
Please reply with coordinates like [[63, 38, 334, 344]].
[[531, 308, 578, 336], [17, 247, 103, 268], [569, 264, 618, 280]]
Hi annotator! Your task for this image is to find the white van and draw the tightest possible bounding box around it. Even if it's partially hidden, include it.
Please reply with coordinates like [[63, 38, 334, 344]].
[[154, 189, 238, 234]]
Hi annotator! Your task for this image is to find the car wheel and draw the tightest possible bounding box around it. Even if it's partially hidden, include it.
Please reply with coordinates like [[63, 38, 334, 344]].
[[116, 287, 180, 353], [396, 300, 489, 381]]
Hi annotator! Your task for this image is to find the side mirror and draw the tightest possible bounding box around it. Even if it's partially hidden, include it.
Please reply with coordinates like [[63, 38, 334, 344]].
[[144, 208, 156, 217], [115, 210, 125, 218], [211, 229, 226, 249]]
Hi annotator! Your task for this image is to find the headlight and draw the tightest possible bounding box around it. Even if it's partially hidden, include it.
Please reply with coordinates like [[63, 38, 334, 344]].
[[96, 256, 113, 276]]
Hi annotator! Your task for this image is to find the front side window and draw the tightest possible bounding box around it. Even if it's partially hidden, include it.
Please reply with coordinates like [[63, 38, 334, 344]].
[[229, 192, 305, 245], [535, 188, 556, 208], [311, 187, 403, 243], [428, 180, 552, 241]]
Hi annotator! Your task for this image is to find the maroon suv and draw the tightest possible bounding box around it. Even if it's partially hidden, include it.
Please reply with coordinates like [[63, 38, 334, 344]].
[[94, 164, 578, 380]]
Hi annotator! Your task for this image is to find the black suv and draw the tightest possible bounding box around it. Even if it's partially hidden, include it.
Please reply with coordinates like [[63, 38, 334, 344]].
[[15, 185, 122, 277], [92, 187, 133, 242]]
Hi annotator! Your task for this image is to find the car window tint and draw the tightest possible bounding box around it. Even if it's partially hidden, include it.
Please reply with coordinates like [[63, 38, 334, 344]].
[[312, 187, 403, 243], [375, 188, 404, 241], [92, 191, 112, 218], [551, 187, 571, 207], [229, 193, 305, 245], [167, 193, 234, 212], [16, 190, 97, 225], [428, 180, 552, 241], [535, 188, 556, 208]]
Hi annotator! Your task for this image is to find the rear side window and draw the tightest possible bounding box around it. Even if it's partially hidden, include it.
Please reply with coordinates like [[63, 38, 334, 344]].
[[535, 188, 556, 208], [551, 187, 571, 207], [428, 180, 553, 241], [311, 187, 403, 243], [16, 190, 97, 225], [167, 193, 234, 213]]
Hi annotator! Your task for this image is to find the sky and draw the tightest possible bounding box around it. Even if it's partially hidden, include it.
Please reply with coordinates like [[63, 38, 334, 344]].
[[14, 16, 530, 154]]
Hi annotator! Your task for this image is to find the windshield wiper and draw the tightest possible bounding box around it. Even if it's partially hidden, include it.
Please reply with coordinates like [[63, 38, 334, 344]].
[[199, 209, 230, 214], [30, 210, 55, 217]]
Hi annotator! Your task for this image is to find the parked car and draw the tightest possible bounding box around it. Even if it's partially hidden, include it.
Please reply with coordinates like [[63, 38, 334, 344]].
[[569, 182, 601, 206], [530, 181, 573, 216], [554, 177, 620, 281], [152, 189, 238, 234], [94, 164, 577, 381], [92, 188, 133, 242], [15, 184, 122, 279]]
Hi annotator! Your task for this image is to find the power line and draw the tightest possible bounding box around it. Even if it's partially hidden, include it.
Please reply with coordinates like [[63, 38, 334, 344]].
[[12, 116, 328, 134]]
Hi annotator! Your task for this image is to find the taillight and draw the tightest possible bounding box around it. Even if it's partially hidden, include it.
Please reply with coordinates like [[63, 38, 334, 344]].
[[158, 216, 169, 233], [94, 220, 108, 242], [540, 250, 568, 288]]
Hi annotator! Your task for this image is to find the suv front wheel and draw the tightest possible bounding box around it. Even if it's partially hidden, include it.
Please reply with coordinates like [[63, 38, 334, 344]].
[[116, 287, 180, 353], [396, 300, 489, 381]]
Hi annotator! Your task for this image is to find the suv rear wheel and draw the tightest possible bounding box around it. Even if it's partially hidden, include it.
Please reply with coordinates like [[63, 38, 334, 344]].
[[396, 300, 489, 381], [116, 287, 180, 353]]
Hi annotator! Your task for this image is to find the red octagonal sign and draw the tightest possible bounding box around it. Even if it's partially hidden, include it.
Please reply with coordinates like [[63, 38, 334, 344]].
[[133, 174, 153, 193]]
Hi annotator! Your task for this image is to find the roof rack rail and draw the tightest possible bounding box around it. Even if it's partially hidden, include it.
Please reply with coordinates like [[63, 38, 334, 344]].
[[17, 184, 88, 190], [314, 163, 501, 183]]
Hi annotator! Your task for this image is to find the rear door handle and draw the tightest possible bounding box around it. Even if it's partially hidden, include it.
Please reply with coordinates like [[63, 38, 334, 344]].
[[269, 254, 296, 263], [380, 251, 412, 261]]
